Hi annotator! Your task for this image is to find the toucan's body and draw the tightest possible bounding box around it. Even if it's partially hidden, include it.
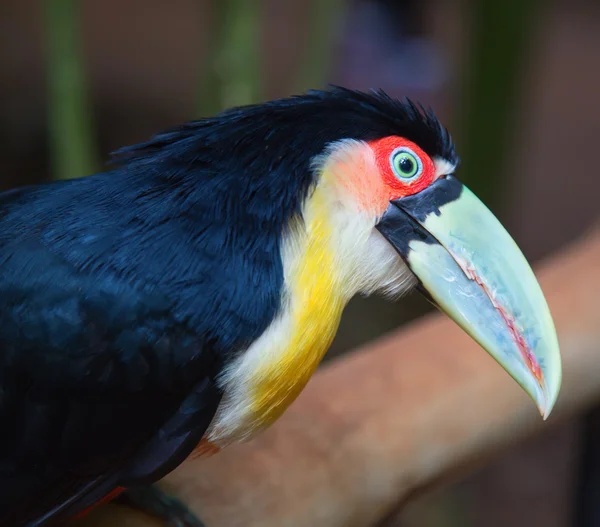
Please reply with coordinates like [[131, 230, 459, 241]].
[[0, 88, 561, 526]]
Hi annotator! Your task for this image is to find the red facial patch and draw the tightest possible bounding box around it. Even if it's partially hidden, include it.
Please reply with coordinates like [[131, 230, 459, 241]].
[[369, 136, 435, 201]]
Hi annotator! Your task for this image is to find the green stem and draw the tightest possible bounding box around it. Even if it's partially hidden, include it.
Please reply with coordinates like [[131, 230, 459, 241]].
[[44, 0, 97, 180], [198, 0, 262, 116], [457, 0, 541, 209], [295, 0, 347, 91]]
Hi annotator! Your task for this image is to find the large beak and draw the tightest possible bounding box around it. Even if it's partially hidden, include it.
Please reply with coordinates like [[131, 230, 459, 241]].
[[376, 175, 561, 419]]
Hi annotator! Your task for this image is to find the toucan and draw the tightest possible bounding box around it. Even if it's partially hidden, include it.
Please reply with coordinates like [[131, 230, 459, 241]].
[[0, 87, 561, 526]]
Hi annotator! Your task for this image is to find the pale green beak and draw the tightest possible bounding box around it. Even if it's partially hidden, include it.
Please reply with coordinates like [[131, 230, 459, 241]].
[[376, 175, 562, 419]]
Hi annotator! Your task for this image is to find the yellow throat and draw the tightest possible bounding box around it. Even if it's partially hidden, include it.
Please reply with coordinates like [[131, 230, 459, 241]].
[[205, 157, 406, 447], [249, 184, 347, 429]]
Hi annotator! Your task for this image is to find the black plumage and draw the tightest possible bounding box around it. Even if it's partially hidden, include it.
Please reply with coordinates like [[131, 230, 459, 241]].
[[0, 87, 454, 525]]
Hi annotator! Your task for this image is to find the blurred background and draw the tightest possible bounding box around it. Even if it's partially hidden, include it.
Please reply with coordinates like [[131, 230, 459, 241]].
[[1, 0, 599, 525]]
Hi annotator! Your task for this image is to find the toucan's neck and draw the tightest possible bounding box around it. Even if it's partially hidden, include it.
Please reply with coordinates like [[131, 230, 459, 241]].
[[294, 163, 416, 302], [206, 182, 350, 446], [205, 173, 414, 447]]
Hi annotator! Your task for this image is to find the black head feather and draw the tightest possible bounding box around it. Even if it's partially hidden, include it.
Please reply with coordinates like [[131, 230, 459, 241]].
[[110, 86, 458, 232], [14, 88, 457, 361], [113, 86, 457, 174]]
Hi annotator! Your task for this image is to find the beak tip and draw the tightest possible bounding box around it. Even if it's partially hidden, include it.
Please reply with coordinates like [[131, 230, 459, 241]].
[[540, 404, 550, 421], [533, 394, 551, 421], [537, 374, 561, 421]]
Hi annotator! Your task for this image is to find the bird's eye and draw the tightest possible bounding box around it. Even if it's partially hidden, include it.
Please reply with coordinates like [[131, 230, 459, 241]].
[[390, 147, 423, 182]]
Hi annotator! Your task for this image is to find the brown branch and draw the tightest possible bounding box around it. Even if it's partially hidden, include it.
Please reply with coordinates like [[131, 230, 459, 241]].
[[82, 226, 600, 527]]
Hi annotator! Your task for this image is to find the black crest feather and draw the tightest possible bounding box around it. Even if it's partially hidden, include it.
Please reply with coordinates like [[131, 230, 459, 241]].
[[112, 86, 457, 171], [109, 86, 458, 237]]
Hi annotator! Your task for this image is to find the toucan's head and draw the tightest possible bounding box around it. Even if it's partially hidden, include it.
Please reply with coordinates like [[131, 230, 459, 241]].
[[275, 88, 560, 419], [117, 87, 561, 429]]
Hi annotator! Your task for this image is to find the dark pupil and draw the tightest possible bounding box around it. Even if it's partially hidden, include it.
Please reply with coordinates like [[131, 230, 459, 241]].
[[399, 157, 414, 174]]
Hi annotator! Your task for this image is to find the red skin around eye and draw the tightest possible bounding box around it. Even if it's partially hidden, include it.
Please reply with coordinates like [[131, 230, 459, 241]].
[[368, 136, 435, 200]]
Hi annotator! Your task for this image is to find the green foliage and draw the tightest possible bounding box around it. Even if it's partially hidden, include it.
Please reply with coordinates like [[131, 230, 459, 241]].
[[296, 0, 346, 92], [457, 0, 540, 210], [197, 0, 347, 115], [44, 0, 349, 177], [197, 0, 262, 116], [44, 0, 97, 180]]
